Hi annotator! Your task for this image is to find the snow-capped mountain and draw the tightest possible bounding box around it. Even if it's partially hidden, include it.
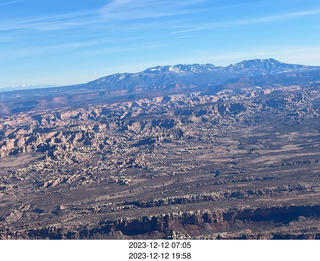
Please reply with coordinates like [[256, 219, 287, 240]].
[[1, 58, 320, 114], [81, 59, 320, 92], [225, 58, 316, 75], [144, 64, 219, 74], [1, 58, 320, 102]]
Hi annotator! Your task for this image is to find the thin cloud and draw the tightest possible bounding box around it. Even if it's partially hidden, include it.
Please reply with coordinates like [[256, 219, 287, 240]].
[[0, 9, 99, 32], [99, 0, 206, 20], [0, 35, 164, 61], [78, 42, 169, 57], [0, 0, 23, 7], [172, 9, 320, 34], [0, 0, 206, 32]]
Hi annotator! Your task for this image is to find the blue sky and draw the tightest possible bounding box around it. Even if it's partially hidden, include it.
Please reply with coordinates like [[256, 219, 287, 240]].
[[1, 0, 320, 88]]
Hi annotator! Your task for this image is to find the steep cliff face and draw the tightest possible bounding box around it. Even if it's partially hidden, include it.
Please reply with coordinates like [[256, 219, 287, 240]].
[[75, 204, 320, 239], [2, 205, 320, 239]]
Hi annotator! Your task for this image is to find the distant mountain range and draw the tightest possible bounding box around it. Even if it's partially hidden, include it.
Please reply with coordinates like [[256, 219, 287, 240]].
[[82, 58, 320, 92], [0, 84, 58, 93], [0, 58, 320, 114]]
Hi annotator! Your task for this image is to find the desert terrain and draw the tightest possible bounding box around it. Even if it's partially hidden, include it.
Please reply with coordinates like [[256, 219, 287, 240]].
[[1, 59, 320, 239]]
